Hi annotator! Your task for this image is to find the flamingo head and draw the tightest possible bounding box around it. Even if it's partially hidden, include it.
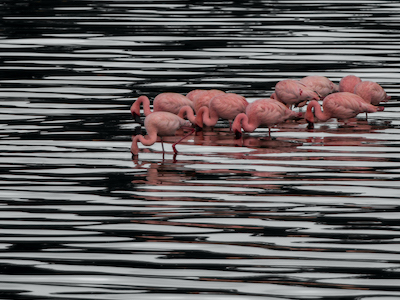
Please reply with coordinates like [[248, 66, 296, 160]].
[[234, 128, 242, 139], [130, 103, 139, 118], [306, 120, 314, 130]]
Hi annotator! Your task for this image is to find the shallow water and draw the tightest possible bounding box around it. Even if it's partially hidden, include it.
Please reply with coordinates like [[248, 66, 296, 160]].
[[1, 1, 400, 299]]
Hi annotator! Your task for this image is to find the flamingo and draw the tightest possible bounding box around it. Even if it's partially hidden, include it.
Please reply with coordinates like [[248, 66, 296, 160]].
[[131, 111, 195, 155], [232, 98, 302, 138], [339, 75, 362, 92], [130, 93, 194, 118], [305, 92, 384, 129], [299, 75, 339, 99], [270, 79, 320, 108], [186, 89, 225, 113], [354, 81, 390, 119], [195, 93, 249, 129], [354, 81, 391, 106]]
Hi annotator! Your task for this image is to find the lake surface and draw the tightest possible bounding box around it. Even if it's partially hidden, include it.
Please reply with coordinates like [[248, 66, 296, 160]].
[[1, 1, 400, 299]]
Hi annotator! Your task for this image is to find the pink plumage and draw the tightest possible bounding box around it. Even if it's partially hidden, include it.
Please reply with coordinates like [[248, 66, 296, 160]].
[[299, 75, 339, 99], [195, 93, 249, 128], [354, 81, 391, 106], [186, 89, 225, 113], [130, 92, 194, 118], [270, 79, 320, 108], [305, 92, 384, 128], [131, 111, 194, 155], [339, 75, 362, 93], [232, 98, 301, 137]]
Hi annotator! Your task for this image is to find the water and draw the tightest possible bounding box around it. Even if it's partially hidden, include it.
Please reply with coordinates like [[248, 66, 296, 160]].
[[1, 1, 400, 299]]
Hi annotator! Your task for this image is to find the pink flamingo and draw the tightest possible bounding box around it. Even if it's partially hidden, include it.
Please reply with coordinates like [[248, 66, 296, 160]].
[[186, 89, 225, 113], [131, 111, 195, 155], [339, 75, 362, 92], [195, 93, 249, 129], [354, 81, 390, 119], [305, 92, 384, 129], [270, 79, 320, 108], [232, 98, 302, 138], [130, 93, 194, 118], [354, 81, 391, 106], [299, 75, 339, 99]]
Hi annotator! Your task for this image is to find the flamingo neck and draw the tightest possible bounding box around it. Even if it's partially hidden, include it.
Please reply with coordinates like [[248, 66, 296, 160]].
[[177, 106, 196, 124], [130, 96, 152, 117], [130, 132, 158, 154], [195, 106, 218, 128], [306, 100, 330, 123], [232, 113, 257, 134]]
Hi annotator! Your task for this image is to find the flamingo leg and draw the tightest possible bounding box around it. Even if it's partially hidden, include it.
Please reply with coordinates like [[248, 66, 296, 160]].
[[172, 128, 195, 154], [160, 137, 165, 152]]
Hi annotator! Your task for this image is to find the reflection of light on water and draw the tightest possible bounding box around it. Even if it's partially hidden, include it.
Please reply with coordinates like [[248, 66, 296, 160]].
[[1, 0, 400, 298]]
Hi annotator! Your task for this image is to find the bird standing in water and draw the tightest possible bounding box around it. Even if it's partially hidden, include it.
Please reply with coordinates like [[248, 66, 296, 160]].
[[232, 98, 302, 138], [195, 93, 249, 129], [354, 81, 391, 106], [270, 79, 320, 108], [131, 111, 195, 155], [305, 92, 384, 128]]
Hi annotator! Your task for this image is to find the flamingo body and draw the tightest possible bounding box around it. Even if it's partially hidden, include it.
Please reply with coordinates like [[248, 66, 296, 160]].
[[354, 81, 391, 106], [186, 89, 225, 113], [339, 75, 362, 93], [305, 92, 383, 126], [271, 79, 320, 108], [153, 92, 194, 115], [131, 111, 194, 155], [232, 98, 301, 137], [299, 75, 339, 99], [195, 93, 248, 128]]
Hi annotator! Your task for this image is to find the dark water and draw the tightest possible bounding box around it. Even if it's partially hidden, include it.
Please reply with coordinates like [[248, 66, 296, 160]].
[[1, 1, 400, 299]]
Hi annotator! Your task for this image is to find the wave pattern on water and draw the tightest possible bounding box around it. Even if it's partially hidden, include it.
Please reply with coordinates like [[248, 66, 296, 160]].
[[0, 0, 400, 299]]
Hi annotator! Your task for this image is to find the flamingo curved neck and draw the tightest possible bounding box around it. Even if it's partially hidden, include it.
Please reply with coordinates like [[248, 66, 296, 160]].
[[196, 107, 219, 128], [131, 133, 157, 154], [306, 100, 330, 123], [131, 96, 152, 117], [232, 113, 257, 133], [178, 106, 196, 124]]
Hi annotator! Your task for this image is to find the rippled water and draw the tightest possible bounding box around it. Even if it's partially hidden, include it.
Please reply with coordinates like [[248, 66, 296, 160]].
[[1, 1, 400, 299]]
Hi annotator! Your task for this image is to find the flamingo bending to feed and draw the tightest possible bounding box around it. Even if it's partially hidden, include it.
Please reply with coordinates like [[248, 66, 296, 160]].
[[130, 93, 194, 118], [305, 92, 384, 129], [195, 93, 249, 129], [186, 89, 225, 113], [339, 75, 362, 93], [270, 79, 320, 108], [354, 81, 391, 105], [131, 111, 195, 155], [232, 98, 302, 138], [299, 75, 339, 99], [354, 81, 390, 119]]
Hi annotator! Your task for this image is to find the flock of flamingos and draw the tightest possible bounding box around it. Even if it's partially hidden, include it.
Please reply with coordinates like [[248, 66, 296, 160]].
[[130, 75, 390, 156]]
